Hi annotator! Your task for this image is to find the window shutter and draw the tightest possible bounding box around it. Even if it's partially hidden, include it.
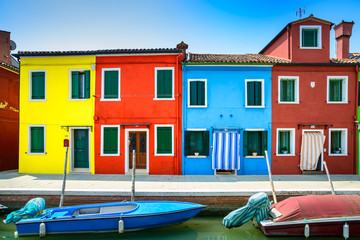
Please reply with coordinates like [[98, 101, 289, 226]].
[[303, 29, 317, 47], [164, 70, 172, 98], [203, 131, 209, 156], [198, 81, 205, 106], [104, 71, 119, 99], [32, 72, 45, 99], [72, 71, 79, 99], [255, 81, 262, 106], [31, 127, 44, 153], [157, 127, 172, 153], [243, 131, 248, 156], [190, 81, 198, 105], [85, 70, 90, 99], [157, 70, 172, 98], [247, 82, 254, 106], [261, 131, 268, 156], [184, 131, 190, 156], [103, 127, 118, 154]]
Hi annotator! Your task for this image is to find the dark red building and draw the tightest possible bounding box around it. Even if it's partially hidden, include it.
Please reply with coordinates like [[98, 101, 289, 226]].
[[260, 16, 359, 174], [0, 30, 19, 171]]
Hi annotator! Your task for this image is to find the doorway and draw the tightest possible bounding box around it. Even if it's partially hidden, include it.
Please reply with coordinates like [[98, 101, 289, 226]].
[[125, 128, 149, 173], [301, 129, 324, 173], [71, 128, 90, 172]]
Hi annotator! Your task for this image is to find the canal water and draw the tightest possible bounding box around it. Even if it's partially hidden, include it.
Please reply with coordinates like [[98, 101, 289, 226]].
[[1, 215, 359, 240]]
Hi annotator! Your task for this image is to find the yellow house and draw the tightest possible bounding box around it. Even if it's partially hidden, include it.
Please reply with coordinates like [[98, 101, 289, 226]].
[[17, 54, 96, 174]]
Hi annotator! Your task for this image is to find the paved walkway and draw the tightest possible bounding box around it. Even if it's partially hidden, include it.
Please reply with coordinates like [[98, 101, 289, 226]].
[[1, 170, 359, 196]]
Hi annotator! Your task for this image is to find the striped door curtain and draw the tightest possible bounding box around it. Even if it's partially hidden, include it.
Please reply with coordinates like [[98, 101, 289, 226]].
[[212, 131, 241, 170], [300, 132, 326, 170]]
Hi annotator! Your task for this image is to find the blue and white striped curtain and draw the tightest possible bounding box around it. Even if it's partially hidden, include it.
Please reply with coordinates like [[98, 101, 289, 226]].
[[212, 131, 241, 170]]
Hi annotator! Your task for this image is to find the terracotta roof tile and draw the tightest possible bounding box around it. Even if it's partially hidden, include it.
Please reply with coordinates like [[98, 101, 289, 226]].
[[330, 58, 360, 64], [187, 53, 291, 64], [349, 53, 360, 59], [0, 60, 19, 72]]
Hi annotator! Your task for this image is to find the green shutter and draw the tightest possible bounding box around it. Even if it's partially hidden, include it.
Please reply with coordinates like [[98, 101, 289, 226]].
[[103, 127, 118, 154], [243, 131, 248, 156], [281, 79, 295, 102], [31, 127, 44, 153], [203, 131, 209, 156], [279, 131, 290, 153], [157, 127, 172, 154], [184, 131, 190, 156], [247, 82, 254, 106], [254, 81, 262, 106], [85, 70, 90, 99], [329, 79, 342, 101], [157, 70, 172, 98], [104, 71, 119, 99], [302, 29, 317, 47], [261, 131, 268, 156], [31, 72, 45, 99], [190, 81, 198, 105], [72, 71, 80, 99], [198, 81, 205, 106]]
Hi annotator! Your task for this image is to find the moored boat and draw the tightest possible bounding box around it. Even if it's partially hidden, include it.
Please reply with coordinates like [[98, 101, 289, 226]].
[[14, 200, 205, 237]]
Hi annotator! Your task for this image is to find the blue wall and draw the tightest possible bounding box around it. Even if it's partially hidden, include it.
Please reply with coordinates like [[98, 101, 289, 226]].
[[182, 65, 272, 175]]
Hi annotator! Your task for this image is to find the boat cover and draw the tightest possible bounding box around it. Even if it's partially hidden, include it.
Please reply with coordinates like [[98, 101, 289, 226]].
[[273, 195, 360, 222], [4, 198, 47, 224]]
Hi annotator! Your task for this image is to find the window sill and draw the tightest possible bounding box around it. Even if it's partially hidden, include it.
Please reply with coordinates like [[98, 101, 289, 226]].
[[187, 155, 207, 158], [300, 46, 322, 49], [100, 153, 120, 156], [28, 99, 46, 102], [326, 101, 348, 104], [276, 154, 295, 156], [69, 98, 88, 101], [278, 101, 299, 104], [329, 153, 348, 156], [100, 98, 121, 101], [188, 105, 207, 108], [153, 98, 175, 101], [245, 106, 265, 108], [154, 153, 174, 156], [27, 152, 46, 155], [245, 156, 264, 158]]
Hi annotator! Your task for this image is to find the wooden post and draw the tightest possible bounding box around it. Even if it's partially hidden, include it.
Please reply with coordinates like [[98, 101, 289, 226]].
[[323, 161, 335, 195], [265, 150, 277, 203], [131, 149, 136, 201], [59, 146, 68, 208]]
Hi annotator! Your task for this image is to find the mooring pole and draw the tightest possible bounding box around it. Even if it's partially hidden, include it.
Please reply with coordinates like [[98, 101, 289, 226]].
[[265, 150, 277, 203], [131, 149, 136, 201], [323, 161, 335, 195], [60, 139, 69, 208]]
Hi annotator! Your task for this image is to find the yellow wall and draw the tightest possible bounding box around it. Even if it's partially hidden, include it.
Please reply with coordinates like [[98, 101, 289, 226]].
[[19, 56, 96, 174]]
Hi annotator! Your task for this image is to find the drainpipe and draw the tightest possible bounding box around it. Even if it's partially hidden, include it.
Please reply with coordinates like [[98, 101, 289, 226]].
[[355, 65, 359, 174]]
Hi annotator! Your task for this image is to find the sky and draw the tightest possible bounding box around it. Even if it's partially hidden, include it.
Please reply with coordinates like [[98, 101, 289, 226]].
[[1, 0, 360, 57]]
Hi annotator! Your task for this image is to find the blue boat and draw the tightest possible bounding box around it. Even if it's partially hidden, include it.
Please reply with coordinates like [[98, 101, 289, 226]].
[[14, 201, 205, 237]]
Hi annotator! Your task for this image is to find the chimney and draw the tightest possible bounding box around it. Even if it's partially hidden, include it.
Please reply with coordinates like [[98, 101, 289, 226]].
[[334, 21, 354, 59], [0, 30, 11, 65], [176, 41, 188, 62]]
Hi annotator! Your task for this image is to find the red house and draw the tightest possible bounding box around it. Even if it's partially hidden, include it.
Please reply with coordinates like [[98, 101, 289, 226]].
[[260, 15, 359, 174], [94, 43, 187, 175], [0, 30, 19, 171]]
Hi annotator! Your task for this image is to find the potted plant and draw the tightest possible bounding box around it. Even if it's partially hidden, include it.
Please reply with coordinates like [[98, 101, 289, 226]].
[[251, 149, 257, 156], [194, 148, 200, 156], [332, 146, 340, 154], [281, 146, 288, 154]]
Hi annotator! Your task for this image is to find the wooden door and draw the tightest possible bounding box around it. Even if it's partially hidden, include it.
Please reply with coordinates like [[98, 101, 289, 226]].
[[129, 132, 146, 169], [73, 129, 89, 168]]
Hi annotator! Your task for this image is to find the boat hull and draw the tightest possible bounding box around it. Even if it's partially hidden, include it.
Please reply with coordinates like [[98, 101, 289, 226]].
[[260, 217, 360, 237], [15, 201, 205, 236]]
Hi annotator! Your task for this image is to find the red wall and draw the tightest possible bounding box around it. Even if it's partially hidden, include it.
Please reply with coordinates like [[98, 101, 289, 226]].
[[94, 54, 182, 175], [271, 65, 357, 174], [0, 67, 19, 171], [262, 29, 289, 59]]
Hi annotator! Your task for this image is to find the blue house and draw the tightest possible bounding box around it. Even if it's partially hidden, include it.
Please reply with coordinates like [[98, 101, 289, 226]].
[[182, 53, 287, 175]]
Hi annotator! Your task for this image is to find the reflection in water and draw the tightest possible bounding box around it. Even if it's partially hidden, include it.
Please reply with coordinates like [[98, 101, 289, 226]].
[[0, 216, 359, 240]]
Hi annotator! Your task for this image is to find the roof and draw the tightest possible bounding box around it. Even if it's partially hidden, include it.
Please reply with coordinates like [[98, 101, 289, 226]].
[[259, 15, 334, 54], [187, 53, 291, 64], [14, 48, 182, 57], [349, 53, 360, 60], [0, 60, 19, 73], [330, 58, 360, 64]]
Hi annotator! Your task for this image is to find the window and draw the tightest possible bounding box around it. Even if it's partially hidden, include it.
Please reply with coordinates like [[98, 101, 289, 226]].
[[329, 128, 347, 156], [276, 129, 295, 155], [245, 79, 264, 108], [278, 77, 299, 103], [188, 79, 207, 107], [243, 130, 267, 156], [29, 71, 46, 100], [184, 130, 209, 156], [154, 68, 174, 100], [327, 76, 348, 103], [70, 70, 90, 99], [155, 125, 173, 155], [101, 126, 120, 156], [28, 126, 45, 154], [300, 26, 321, 49], [101, 68, 120, 101]]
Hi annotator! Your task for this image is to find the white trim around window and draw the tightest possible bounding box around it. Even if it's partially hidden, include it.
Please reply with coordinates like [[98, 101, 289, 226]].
[[69, 69, 88, 101], [327, 76, 348, 103], [188, 79, 207, 108], [245, 79, 265, 108], [328, 128, 348, 156], [101, 68, 121, 101], [278, 76, 299, 104], [300, 25, 322, 49], [29, 70, 47, 101], [100, 125, 120, 156], [276, 128, 295, 156], [154, 124, 174, 156], [154, 67, 175, 100], [28, 125, 46, 155]]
